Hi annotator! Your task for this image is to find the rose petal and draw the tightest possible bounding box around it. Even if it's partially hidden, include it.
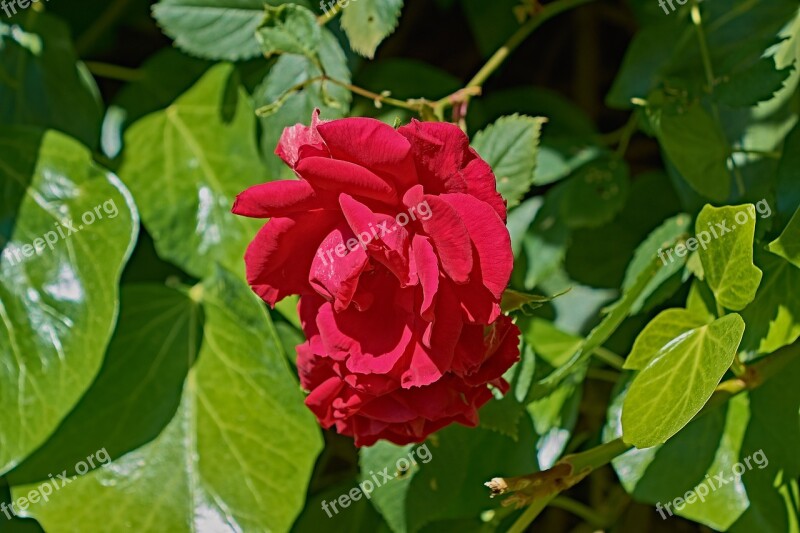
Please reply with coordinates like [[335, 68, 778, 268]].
[[297, 157, 398, 204]]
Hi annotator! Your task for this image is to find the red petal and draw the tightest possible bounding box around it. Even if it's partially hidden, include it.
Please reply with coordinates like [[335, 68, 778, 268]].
[[296, 157, 398, 204]]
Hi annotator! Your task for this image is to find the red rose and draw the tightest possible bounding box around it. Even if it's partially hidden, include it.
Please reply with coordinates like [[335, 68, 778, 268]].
[[233, 111, 520, 446]]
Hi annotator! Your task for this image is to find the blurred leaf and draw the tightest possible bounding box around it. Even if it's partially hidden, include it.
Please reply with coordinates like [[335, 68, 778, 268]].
[[0, 128, 138, 475], [777, 122, 800, 221], [0, 11, 102, 148], [622, 313, 745, 448], [471, 114, 545, 208], [119, 63, 267, 279], [559, 158, 630, 229], [696, 204, 763, 311], [716, 56, 793, 108], [15, 269, 323, 532], [341, 0, 404, 58]]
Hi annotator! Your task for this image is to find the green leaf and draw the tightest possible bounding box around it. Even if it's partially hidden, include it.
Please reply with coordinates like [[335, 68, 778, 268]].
[[256, 4, 321, 58], [471, 114, 546, 209], [360, 423, 538, 533], [621, 213, 692, 314], [152, 0, 309, 61], [768, 206, 800, 268], [647, 98, 731, 202], [256, 30, 351, 179], [13, 269, 323, 532], [500, 288, 566, 314], [696, 204, 763, 311], [0, 11, 102, 148], [119, 63, 267, 279], [559, 158, 630, 229], [340, 0, 404, 58], [624, 309, 711, 370], [0, 128, 138, 475], [740, 249, 800, 358], [716, 56, 794, 108], [621, 313, 745, 448]]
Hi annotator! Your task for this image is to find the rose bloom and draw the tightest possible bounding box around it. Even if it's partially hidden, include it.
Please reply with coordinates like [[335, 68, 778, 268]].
[[233, 111, 520, 446]]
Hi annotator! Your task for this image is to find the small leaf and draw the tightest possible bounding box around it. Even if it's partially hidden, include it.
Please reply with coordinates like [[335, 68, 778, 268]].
[[624, 309, 711, 370], [256, 4, 321, 58], [696, 204, 763, 311], [471, 114, 546, 208], [340, 0, 404, 59], [716, 56, 793, 108], [500, 288, 568, 314], [768, 206, 800, 269], [622, 313, 745, 448]]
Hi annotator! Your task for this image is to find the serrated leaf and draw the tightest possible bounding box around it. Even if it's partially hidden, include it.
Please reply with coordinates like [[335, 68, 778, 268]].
[[716, 56, 794, 108], [152, 0, 309, 61], [119, 63, 267, 279], [256, 4, 321, 58], [559, 157, 630, 229], [340, 0, 404, 58], [624, 309, 711, 370], [0, 128, 138, 475], [622, 313, 745, 448], [471, 114, 546, 208], [648, 98, 730, 202], [13, 269, 322, 532], [696, 204, 763, 311], [256, 30, 352, 179], [768, 205, 800, 268], [0, 12, 102, 148]]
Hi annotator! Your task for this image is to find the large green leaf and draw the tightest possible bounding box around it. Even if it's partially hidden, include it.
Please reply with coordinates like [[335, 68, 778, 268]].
[[648, 98, 731, 202], [696, 204, 763, 311], [0, 11, 102, 148], [0, 128, 138, 475], [607, 350, 800, 531], [119, 63, 267, 279], [152, 0, 309, 61], [13, 269, 323, 532], [471, 114, 545, 209], [340, 0, 404, 58], [623, 309, 711, 370], [621, 313, 745, 448]]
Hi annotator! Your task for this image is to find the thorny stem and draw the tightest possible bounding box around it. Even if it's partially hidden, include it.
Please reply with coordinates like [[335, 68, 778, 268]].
[[492, 340, 800, 530]]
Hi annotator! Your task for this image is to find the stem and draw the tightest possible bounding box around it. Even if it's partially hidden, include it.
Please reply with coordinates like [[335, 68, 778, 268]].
[[690, 1, 746, 196], [732, 148, 782, 159], [84, 61, 143, 82], [550, 496, 609, 527], [324, 77, 423, 111], [76, 0, 133, 56], [615, 112, 638, 158], [467, 0, 593, 90], [593, 346, 625, 370], [317, 2, 343, 25], [508, 495, 555, 533]]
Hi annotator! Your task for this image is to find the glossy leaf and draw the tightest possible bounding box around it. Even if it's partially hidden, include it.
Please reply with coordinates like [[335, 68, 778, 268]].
[[696, 204, 763, 311], [119, 63, 267, 279], [14, 269, 323, 532], [622, 313, 745, 448], [624, 309, 711, 370], [0, 128, 138, 475]]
